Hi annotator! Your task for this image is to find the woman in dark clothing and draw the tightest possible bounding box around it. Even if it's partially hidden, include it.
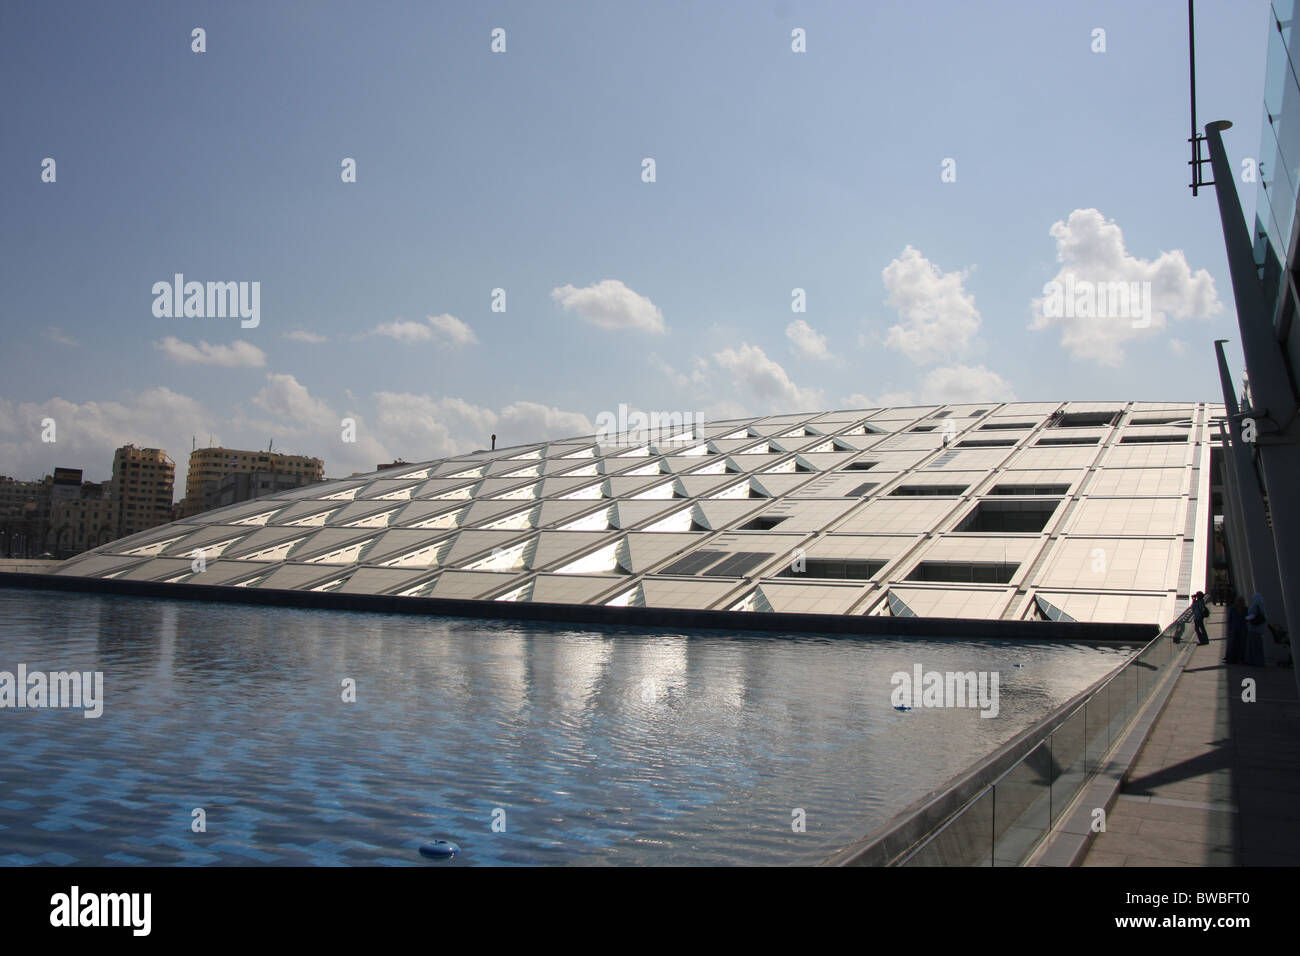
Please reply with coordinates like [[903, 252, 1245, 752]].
[[1245, 593, 1268, 667], [1224, 596, 1247, 664]]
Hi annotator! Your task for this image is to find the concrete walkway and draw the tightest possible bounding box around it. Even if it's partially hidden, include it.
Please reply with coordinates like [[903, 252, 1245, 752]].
[[1082, 606, 1300, 866]]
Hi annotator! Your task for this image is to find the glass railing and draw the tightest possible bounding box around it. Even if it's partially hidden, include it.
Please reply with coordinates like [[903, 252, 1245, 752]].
[[891, 609, 1192, 867]]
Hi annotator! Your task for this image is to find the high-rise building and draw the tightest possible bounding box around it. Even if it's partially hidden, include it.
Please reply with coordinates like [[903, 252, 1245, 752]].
[[182, 447, 324, 517], [111, 445, 175, 539]]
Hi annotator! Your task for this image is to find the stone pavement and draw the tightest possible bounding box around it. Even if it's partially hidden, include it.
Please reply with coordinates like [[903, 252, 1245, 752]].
[[1082, 606, 1300, 866]]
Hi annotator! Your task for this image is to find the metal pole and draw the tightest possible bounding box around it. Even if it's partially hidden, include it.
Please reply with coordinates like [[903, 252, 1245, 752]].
[[1216, 421, 1252, 599], [1214, 341, 1284, 609], [1189, 1, 1198, 150]]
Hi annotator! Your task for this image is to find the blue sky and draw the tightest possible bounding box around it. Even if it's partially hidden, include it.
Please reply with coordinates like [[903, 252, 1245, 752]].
[[0, 0, 1274, 491]]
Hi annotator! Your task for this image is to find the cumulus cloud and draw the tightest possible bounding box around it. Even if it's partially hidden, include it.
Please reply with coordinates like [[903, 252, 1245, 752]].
[[882, 246, 982, 363], [498, 401, 593, 444], [369, 319, 433, 343], [0, 388, 213, 488], [0, 377, 593, 497], [786, 319, 831, 361], [917, 364, 1017, 403], [372, 393, 495, 460], [1029, 208, 1223, 365], [238, 374, 391, 477], [369, 314, 478, 347], [251, 373, 337, 431], [426, 313, 478, 346], [371, 392, 592, 458], [845, 389, 916, 408], [844, 365, 1016, 408], [154, 337, 266, 367], [713, 343, 823, 411], [551, 279, 666, 333], [649, 353, 709, 391], [283, 329, 328, 344]]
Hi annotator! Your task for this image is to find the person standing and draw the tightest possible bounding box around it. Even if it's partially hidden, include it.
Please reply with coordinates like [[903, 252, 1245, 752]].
[[1245, 593, 1269, 667], [1191, 591, 1210, 646], [1224, 596, 1247, 664]]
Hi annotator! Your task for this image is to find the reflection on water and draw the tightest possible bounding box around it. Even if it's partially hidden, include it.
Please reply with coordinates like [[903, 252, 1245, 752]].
[[0, 590, 1130, 865]]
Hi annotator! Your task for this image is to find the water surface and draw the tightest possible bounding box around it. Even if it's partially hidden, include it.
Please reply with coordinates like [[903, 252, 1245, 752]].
[[0, 589, 1131, 865]]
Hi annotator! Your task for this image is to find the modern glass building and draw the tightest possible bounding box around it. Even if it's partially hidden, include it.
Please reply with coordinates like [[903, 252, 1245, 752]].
[[1200, 0, 1300, 693], [1254, 0, 1300, 341], [37, 401, 1222, 633]]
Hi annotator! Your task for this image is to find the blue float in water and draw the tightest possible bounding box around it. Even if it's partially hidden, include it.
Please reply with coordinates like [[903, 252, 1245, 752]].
[[419, 839, 460, 859]]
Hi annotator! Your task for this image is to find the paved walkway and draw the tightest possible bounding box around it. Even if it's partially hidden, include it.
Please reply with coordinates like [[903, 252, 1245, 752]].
[[1082, 606, 1300, 866]]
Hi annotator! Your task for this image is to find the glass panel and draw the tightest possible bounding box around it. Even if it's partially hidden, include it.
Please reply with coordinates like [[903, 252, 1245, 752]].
[[1113, 658, 1138, 737], [1264, 13, 1294, 122], [1085, 690, 1110, 775], [1278, 0, 1299, 71], [992, 742, 1052, 866], [1260, 109, 1293, 255], [904, 787, 994, 867], [891, 626, 1173, 867], [1050, 706, 1087, 827], [1266, 93, 1300, 253]]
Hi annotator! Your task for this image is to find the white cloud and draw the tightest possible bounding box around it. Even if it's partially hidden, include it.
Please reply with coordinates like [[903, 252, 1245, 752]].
[[551, 279, 666, 333], [497, 401, 593, 444], [0, 388, 213, 489], [882, 246, 982, 363], [786, 319, 831, 361], [0, 378, 594, 498], [251, 373, 337, 430], [1029, 208, 1223, 366], [283, 329, 328, 344], [372, 393, 496, 459], [154, 337, 266, 367], [649, 353, 708, 391], [47, 327, 79, 347], [846, 389, 917, 407], [369, 319, 434, 343], [713, 343, 823, 411], [843, 365, 1015, 408], [917, 364, 1017, 403], [241, 374, 390, 477], [369, 314, 477, 347], [426, 313, 478, 346], [371, 393, 592, 458]]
